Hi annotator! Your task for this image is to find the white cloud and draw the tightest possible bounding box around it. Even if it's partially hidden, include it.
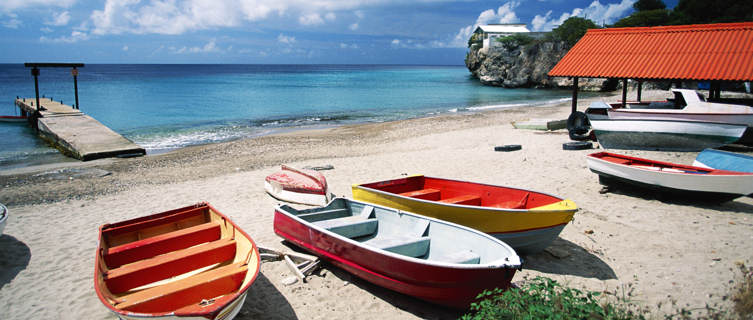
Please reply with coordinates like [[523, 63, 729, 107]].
[[122, 45, 128, 51], [39, 30, 89, 43], [340, 42, 358, 49], [173, 39, 221, 54], [277, 34, 296, 44], [298, 13, 324, 25], [2, 13, 21, 29], [349, 22, 359, 30], [531, 0, 635, 31], [443, 1, 521, 48], [0, 0, 75, 12], [324, 12, 336, 21], [391, 39, 400, 46], [91, 0, 240, 36], [354, 10, 364, 19], [46, 11, 70, 26]]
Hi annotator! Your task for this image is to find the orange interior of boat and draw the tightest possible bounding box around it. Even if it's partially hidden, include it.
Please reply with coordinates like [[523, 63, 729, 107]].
[[96, 204, 259, 315], [369, 176, 560, 209]]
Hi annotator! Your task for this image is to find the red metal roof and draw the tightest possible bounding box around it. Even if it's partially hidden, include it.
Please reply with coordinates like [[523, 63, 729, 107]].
[[548, 22, 753, 81]]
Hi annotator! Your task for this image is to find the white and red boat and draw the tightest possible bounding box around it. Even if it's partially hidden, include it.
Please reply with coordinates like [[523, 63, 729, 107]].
[[607, 89, 753, 126], [274, 197, 521, 308], [265, 165, 330, 206], [586, 151, 753, 202]]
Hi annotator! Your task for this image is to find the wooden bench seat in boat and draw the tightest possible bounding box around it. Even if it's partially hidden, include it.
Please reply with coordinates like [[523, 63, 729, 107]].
[[315, 218, 378, 238], [439, 194, 481, 206], [105, 238, 236, 294], [364, 236, 431, 258], [399, 188, 441, 200], [312, 205, 377, 238], [296, 208, 351, 223], [602, 156, 632, 165], [114, 262, 248, 313], [103, 206, 209, 247], [104, 222, 222, 268], [434, 250, 481, 264]]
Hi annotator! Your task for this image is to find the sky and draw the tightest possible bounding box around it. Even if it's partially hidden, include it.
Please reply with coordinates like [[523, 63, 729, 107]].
[[0, 0, 678, 65]]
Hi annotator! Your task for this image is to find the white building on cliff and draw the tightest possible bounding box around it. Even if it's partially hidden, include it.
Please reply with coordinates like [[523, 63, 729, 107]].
[[473, 24, 531, 49]]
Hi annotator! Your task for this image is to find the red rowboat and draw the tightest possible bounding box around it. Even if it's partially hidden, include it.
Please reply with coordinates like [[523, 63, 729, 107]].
[[94, 203, 260, 320], [274, 197, 521, 308], [265, 165, 330, 206]]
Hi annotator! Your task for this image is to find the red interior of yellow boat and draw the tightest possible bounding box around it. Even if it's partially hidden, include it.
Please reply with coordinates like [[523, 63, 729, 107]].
[[95, 203, 259, 316], [364, 175, 561, 209]]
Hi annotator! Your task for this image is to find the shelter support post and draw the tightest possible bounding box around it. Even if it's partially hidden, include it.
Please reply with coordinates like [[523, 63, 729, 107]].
[[571, 77, 578, 114], [637, 80, 643, 102], [621, 79, 628, 107]]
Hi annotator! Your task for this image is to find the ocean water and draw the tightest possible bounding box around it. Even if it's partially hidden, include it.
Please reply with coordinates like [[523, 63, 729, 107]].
[[0, 64, 576, 168]]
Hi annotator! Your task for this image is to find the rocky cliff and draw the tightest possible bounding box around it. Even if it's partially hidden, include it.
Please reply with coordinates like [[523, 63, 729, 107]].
[[465, 41, 614, 91]]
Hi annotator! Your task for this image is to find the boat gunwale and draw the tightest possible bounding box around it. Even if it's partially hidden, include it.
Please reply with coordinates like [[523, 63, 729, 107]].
[[587, 152, 753, 176], [94, 202, 261, 319], [353, 175, 575, 213], [275, 197, 522, 270], [608, 108, 753, 116]]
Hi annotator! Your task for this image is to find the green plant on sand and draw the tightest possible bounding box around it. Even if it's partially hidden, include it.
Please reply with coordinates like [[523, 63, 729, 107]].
[[461, 276, 644, 320]]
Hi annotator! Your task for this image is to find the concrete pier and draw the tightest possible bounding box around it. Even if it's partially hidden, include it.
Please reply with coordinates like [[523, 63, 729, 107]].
[[15, 98, 145, 161]]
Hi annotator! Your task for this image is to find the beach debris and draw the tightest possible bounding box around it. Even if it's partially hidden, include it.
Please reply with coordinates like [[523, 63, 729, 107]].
[[258, 245, 320, 283], [599, 186, 610, 194], [563, 141, 593, 150], [34, 167, 111, 180], [282, 276, 299, 286], [494, 144, 522, 152], [303, 164, 334, 171], [584, 229, 594, 234], [512, 118, 566, 131]]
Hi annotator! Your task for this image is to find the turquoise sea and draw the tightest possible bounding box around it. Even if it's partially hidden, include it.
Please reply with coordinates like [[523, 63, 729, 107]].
[[0, 64, 576, 168]]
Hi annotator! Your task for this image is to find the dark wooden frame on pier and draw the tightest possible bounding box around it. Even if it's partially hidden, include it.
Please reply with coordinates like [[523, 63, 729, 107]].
[[548, 22, 753, 116], [24, 62, 85, 116]]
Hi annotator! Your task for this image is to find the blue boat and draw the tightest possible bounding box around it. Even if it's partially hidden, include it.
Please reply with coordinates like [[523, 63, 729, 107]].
[[693, 149, 753, 173]]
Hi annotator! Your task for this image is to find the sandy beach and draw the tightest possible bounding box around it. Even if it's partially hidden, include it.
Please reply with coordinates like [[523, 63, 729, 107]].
[[1, 89, 752, 319]]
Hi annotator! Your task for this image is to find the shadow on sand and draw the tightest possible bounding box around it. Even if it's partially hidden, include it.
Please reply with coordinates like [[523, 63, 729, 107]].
[[601, 183, 753, 214], [522, 237, 617, 280], [0, 235, 31, 290], [236, 273, 299, 319], [322, 264, 465, 319]]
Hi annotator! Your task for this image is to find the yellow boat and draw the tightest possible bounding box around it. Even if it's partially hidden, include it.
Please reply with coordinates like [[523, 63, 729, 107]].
[[352, 175, 577, 254]]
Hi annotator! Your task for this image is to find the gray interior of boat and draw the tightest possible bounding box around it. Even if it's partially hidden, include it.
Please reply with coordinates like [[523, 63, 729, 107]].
[[279, 198, 518, 266]]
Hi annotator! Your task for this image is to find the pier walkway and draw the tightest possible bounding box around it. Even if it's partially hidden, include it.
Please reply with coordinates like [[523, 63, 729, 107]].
[[15, 98, 145, 161]]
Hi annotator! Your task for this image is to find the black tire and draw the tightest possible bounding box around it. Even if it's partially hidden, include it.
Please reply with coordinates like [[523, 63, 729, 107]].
[[568, 129, 593, 141], [494, 144, 522, 152], [566, 111, 590, 135], [562, 141, 593, 150]]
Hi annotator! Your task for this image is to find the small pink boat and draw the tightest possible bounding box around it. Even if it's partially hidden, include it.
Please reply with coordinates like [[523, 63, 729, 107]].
[[265, 165, 330, 206]]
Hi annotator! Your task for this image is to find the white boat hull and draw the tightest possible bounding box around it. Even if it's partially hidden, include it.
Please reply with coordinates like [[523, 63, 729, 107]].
[[586, 156, 753, 198], [589, 119, 746, 151], [608, 109, 753, 127]]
